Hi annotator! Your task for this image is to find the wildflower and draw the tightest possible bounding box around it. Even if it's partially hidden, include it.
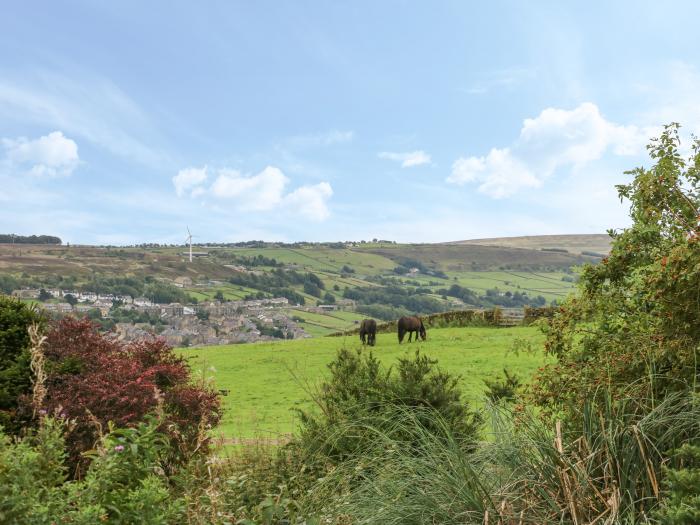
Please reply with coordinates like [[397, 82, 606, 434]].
[[39, 409, 47, 416], [114, 445, 125, 452]]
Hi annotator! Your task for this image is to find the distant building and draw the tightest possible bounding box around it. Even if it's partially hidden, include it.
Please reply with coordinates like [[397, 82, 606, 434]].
[[11, 289, 40, 299], [133, 297, 153, 307], [173, 276, 193, 287]]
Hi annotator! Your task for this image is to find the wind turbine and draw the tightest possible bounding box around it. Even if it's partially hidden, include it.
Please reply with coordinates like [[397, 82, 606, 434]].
[[185, 227, 196, 263]]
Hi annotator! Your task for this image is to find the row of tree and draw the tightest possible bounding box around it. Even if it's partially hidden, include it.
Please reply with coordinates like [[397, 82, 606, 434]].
[[0, 234, 61, 244]]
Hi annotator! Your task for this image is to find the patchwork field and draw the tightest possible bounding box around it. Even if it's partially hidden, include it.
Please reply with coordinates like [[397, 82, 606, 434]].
[[0, 236, 599, 320], [180, 325, 548, 440]]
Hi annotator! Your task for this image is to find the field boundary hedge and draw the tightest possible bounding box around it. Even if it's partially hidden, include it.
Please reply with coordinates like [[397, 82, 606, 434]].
[[329, 306, 559, 337]]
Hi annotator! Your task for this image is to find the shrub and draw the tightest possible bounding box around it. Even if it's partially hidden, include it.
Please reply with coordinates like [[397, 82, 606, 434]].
[[0, 415, 187, 524], [483, 368, 520, 403], [31, 317, 221, 474], [295, 348, 481, 465], [655, 442, 700, 524], [532, 124, 700, 416], [0, 295, 45, 433]]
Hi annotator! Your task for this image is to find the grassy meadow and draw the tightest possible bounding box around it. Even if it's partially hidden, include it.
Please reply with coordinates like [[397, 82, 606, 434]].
[[180, 325, 548, 440]]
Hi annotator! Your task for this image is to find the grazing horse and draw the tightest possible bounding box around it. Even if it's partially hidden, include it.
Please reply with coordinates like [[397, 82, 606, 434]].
[[397, 316, 426, 343], [359, 318, 377, 346]]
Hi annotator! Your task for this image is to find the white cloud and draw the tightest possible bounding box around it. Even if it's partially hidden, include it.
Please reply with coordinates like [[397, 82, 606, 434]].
[[519, 102, 647, 171], [378, 150, 431, 167], [284, 182, 333, 221], [449, 102, 652, 198], [173, 166, 208, 197], [2, 131, 79, 177], [448, 148, 540, 198], [175, 165, 334, 220], [210, 166, 289, 210]]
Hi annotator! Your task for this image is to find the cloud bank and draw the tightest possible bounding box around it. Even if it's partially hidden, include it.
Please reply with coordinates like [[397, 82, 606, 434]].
[[2, 131, 79, 177], [448, 102, 653, 198], [173, 165, 333, 221]]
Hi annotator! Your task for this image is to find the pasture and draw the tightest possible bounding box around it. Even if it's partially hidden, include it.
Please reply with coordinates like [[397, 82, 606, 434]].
[[180, 325, 548, 440]]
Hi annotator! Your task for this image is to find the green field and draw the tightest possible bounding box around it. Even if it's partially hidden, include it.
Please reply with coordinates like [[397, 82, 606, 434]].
[[279, 308, 370, 336], [0, 237, 596, 320], [180, 325, 548, 440]]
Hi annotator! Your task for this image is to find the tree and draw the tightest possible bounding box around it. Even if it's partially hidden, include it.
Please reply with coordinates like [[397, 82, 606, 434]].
[[323, 292, 336, 304], [532, 124, 700, 414], [64, 294, 78, 306], [214, 290, 225, 302], [303, 282, 321, 297], [38, 289, 52, 301], [0, 296, 45, 433]]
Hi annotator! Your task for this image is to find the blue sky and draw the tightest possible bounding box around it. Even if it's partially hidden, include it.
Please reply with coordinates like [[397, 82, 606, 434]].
[[2, 1, 700, 244]]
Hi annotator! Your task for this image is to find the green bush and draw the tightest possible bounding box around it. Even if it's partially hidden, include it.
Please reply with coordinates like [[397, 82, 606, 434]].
[[532, 124, 700, 417], [0, 416, 185, 524], [0, 295, 45, 433], [295, 348, 482, 464], [483, 368, 520, 403], [656, 442, 700, 524]]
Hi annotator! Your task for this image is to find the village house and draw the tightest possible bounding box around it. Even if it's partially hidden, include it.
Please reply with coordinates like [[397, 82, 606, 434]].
[[11, 289, 40, 299], [133, 297, 153, 307]]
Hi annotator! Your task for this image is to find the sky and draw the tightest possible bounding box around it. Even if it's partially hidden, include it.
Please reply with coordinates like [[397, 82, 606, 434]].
[[2, 1, 700, 245]]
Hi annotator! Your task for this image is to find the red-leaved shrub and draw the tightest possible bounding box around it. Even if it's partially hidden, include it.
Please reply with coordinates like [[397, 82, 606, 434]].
[[32, 317, 220, 475]]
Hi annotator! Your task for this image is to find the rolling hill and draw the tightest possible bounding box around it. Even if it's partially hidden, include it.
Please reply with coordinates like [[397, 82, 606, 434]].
[[0, 235, 599, 328], [452, 233, 612, 255]]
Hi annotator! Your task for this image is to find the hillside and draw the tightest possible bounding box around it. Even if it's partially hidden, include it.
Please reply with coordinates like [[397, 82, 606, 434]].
[[0, 236, 595, 338], [452, 233, 612, 255]]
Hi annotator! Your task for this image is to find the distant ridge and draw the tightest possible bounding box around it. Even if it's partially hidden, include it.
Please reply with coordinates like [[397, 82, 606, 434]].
[[450, 234, 612, 255]]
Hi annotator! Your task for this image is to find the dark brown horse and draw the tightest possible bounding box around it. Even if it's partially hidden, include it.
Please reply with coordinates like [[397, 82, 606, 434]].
[[397, 316, 426, 343], [359, 318, 377, 346]]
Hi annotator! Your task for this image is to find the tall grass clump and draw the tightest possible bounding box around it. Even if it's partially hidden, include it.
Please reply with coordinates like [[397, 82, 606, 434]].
[[305, 389, 699, 524]]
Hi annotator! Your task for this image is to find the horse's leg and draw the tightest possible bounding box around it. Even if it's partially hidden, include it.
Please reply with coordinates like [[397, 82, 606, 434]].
[[398, 329, 404, 343], [408, 331, 413, 342]]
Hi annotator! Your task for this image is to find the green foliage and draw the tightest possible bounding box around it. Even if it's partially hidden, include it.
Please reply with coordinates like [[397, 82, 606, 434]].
[[656, 443, 700, 524], [0, 416, 184, 524], [0, 295, 44, 433], [344, 285, 445, 316], [303, 281, 321, 297], [0, 234, 61, 244], [0, 275, 20, 294], [295, 348, 482, 464], [144, 281, 193, 304], [533, 124, 700, 414], [483, 368, 520, 403], [0, 417, 68, 524], [307, 390, 700, 524]]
